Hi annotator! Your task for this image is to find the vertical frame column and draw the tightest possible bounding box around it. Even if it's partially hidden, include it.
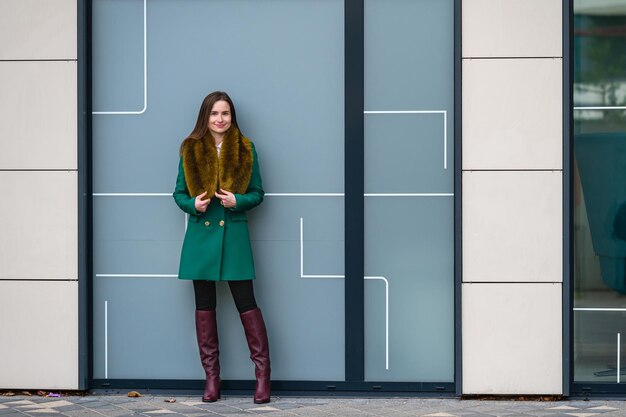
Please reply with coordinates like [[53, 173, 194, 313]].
[[454, 0, 463, 396], [77, 0, 93, 390], [563, 0, 573, 398], [345, 0, 365, 382]]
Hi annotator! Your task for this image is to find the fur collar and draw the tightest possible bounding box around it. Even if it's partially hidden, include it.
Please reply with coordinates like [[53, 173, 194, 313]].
[[181, 127, 253, 198]]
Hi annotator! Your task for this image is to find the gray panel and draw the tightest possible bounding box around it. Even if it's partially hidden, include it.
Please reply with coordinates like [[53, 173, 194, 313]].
[[364, 0, 454, 110], [364, 0, 454, 382], [92, 0, 345, 380], [92, 0, 344, 193], [92, 0, 144, 111], [365, 113, 451, 193], [365, 198, 454, 381]]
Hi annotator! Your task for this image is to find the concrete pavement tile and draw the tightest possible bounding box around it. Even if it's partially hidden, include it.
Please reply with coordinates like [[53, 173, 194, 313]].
[[104, 414, 141, 417], [190, 406, 242, 415], [4, 401, 35, 406], [362, 412, 411, 417], [546, 407, 580, 411], [93, 398, 131, 404], [63, 410, 119, 417], [50, 405, 84, 412], [247, 406, 279, 412], [151, 406, 200, 414], [316, 408, 374, 416], [0, 414, 26, 417], [91, 407, 139, 417], [76, 402, 112, 409], [258, 403, 301, 411], [448, 413, 496, 417], [278, 408, 333, 416]]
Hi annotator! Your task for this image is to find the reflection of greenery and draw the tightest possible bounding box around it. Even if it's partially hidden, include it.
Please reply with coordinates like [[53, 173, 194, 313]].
[[578, 15, 626, 122]]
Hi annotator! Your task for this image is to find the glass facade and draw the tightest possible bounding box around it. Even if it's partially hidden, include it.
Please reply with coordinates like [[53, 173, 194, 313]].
[[91, 0, 456, 389], [573, 0, 626, 385]]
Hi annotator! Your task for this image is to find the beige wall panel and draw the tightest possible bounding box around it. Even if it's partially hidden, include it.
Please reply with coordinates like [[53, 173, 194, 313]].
[[0, 281, 78, 389], [463, 171, 562, 282], [463, 58, 562, 170], [0, 0, 76, 60], [463, 0, 561, 58], [462, 283, 562, 394], [0, 171, 77, 280], [0, 61, 77, 170]]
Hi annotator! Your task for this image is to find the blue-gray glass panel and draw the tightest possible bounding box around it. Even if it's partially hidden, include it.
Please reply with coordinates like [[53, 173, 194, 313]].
[[92, 0, 345, 380], [364, 0, 454, 382]]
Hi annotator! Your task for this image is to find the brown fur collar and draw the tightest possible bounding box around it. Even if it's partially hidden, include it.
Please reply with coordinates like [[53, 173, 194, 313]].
[[181, 128, 253, 198]]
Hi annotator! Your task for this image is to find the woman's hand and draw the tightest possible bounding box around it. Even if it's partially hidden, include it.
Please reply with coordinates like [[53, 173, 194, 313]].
[[215, 189, 236, 209], [194, 191, 211, 213]]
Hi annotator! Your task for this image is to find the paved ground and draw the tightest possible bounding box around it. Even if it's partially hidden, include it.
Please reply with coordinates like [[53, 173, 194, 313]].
[[1, 394, 626, 417]]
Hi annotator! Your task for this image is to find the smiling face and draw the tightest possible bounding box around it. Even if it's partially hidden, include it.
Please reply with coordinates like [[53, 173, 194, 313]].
[[208, 100, 232, 141]]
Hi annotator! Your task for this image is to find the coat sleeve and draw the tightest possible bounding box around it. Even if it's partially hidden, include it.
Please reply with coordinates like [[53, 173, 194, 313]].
[[173, 157, 200, 215], [231, 143, 264, 212]]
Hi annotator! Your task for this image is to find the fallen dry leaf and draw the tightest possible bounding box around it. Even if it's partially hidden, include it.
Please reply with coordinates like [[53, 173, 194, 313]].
[[21, 391, 32, 396], [3, 392, 15, 397], [37, 391, 47, 397], [164, 398, 176, 403], [127, 391, 143, 398]]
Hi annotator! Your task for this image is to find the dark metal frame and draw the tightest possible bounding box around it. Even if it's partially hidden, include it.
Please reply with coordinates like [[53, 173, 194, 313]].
[[344, 0, 365, 383], [563, 0, 573, 399], [82, 0, 461, 395], [77, 0, 93, 390], [454, 0, 463, 396]]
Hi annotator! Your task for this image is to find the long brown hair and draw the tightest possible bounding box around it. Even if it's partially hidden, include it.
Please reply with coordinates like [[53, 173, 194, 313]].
[[180, 91, 240, 154]]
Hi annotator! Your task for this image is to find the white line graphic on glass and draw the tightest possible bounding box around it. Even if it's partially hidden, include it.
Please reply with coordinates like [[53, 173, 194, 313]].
[[104, 300, 108, 379], [300, 217, 390, 370]]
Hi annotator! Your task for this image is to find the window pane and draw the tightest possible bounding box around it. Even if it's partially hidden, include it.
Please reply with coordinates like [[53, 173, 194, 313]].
[[573, 0, 626, 383]]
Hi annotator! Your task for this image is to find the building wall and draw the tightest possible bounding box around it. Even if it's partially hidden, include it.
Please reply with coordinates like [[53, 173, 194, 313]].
[[0, 0, 79, 389], [461, 0, 564, 394], [0, 0, 568, 394]]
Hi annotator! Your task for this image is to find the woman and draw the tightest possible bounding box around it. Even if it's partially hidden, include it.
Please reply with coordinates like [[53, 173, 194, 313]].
[[173, 91, 270, 404]]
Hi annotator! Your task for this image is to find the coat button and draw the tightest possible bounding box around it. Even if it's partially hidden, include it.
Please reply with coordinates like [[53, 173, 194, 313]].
[[219, 220, 225, 227], [204, 221, 210, 227]]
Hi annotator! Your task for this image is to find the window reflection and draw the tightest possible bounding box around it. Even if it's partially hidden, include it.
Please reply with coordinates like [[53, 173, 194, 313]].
[[574, 0, 626, 383]]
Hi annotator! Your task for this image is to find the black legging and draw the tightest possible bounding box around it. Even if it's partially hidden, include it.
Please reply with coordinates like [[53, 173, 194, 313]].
[[193, 280, 257, 313]]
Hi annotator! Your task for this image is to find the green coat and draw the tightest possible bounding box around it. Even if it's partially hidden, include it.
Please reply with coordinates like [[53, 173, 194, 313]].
[[173, 143, 264, 280]]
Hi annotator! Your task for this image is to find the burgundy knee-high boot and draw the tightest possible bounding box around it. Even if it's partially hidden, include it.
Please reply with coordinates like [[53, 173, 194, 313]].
[[195, 310, 221, 402], [240, 308, 271, 404]]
